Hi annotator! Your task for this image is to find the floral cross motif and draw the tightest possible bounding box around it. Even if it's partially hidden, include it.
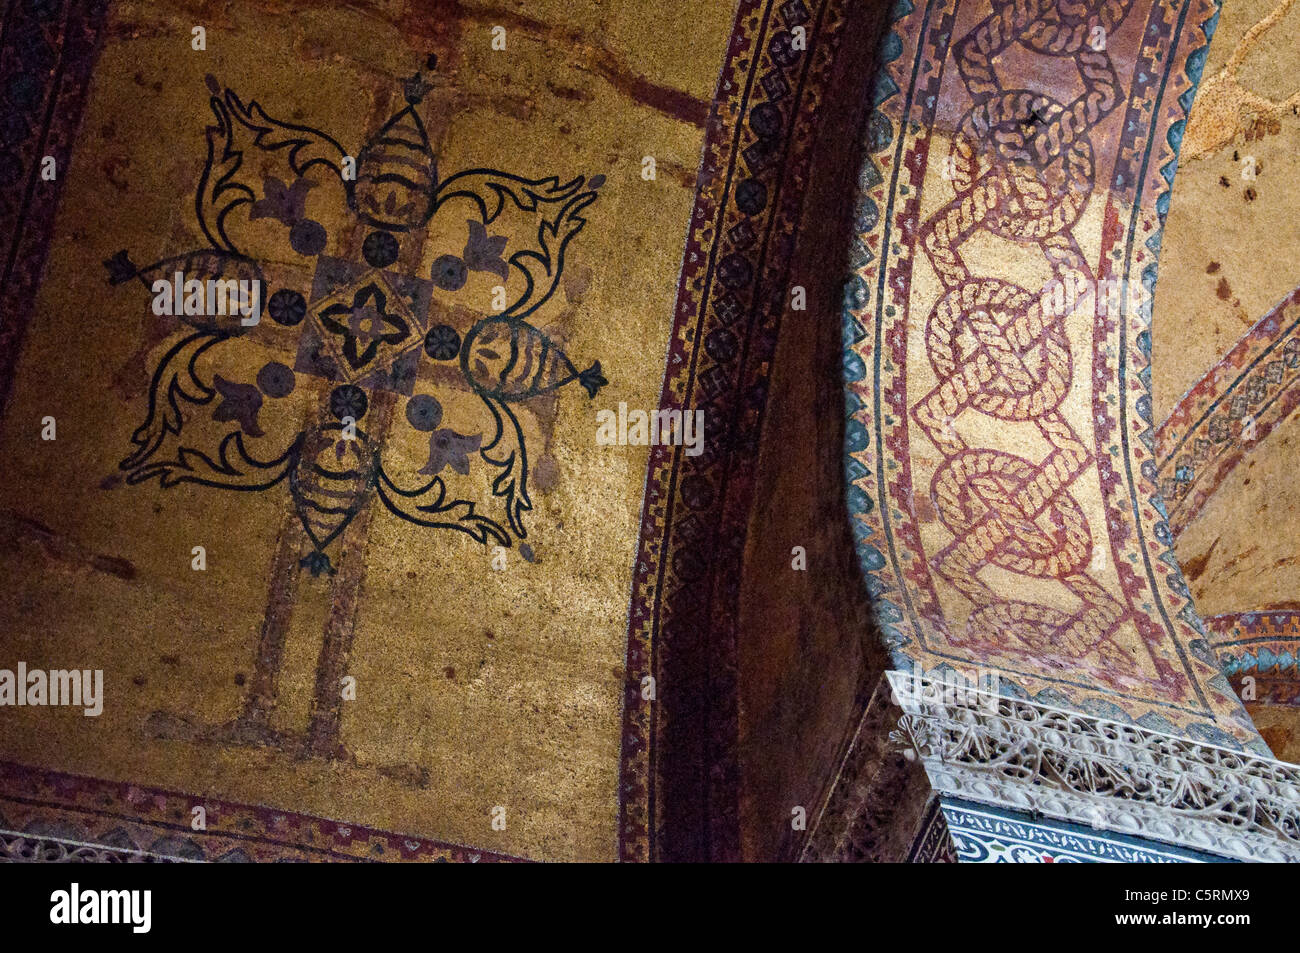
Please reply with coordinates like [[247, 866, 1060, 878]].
[[105, 63, 608, 577], [317, 281, 412, 372]]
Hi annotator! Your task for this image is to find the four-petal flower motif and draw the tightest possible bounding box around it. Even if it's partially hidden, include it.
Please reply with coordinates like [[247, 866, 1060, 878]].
[[317, 282, 412, 371]]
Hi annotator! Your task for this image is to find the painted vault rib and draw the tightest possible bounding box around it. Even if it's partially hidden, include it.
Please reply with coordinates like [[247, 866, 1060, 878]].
[[841, 0, 1265, 751]]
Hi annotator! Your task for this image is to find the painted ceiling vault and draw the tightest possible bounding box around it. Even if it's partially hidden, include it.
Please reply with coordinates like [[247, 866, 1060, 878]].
[[0, 0, 1296, 865], [0, 0, 738, 863]]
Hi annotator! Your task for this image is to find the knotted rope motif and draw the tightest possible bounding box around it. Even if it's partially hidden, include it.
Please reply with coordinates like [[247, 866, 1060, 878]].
[[913, 0, 1136, 662]]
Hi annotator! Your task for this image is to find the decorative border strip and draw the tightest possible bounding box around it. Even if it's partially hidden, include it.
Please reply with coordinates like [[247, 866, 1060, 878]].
[[1210, 610, 1300, 704], [939, 798, 1227, 863], [619, 0, 853, 861], [0, 0, 109, 413], [0, 762, 524, 863], [1, 829, 184, 863], [888, 672, 1300, 862], [1155, 285, 1300, 537]]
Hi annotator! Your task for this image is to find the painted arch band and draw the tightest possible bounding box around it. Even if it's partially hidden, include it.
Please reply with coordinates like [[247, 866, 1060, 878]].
[[841, 0, 1264, 750]]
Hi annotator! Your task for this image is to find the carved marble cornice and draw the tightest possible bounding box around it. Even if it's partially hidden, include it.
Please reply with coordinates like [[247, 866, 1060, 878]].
[[886, 671, 1300, 863]]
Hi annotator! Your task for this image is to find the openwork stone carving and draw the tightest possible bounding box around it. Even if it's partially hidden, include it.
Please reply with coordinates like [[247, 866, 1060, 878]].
[[0, 830, 173, 863], [886, 671, 1300, 862]]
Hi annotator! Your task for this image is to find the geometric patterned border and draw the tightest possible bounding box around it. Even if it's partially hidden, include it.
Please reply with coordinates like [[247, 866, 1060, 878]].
[[1, 829, 182, 863], [1156, 285, 1300, 537], [1211, 610, 1300, 705]]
